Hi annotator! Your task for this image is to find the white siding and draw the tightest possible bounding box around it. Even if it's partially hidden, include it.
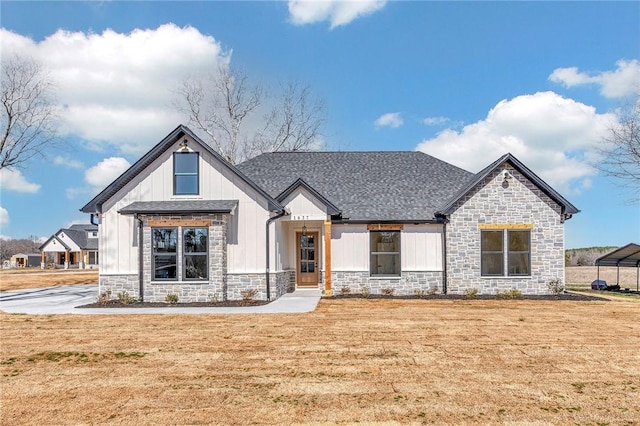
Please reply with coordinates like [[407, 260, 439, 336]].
[[99, 135, 271, 275], [401, 224, 443, 271], [281, 187, 328, 220], [331, 224, 369, 271], [331, 224, 443, 272]]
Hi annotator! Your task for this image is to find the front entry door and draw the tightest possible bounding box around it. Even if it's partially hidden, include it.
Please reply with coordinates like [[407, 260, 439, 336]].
[[297, 232, 319, 287]]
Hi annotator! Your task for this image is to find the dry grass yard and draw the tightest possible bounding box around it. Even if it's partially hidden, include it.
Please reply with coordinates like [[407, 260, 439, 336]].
[[1, 298, 639, 425], [0, 269, 98, 292]]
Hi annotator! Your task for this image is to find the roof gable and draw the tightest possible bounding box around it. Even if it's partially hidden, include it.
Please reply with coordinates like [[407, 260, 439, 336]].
[[276, 178, 341, 217], [80, 125, 283, 214], [436, 153, 579, 217]]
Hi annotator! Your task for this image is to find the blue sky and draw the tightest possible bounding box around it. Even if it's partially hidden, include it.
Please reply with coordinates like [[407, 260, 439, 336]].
[[1, 1, 638, 248]]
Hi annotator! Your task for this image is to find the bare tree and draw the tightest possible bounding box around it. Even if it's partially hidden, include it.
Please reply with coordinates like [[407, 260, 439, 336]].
[[248, 80, 325, 160], [594, 99, 640, 200], [1, 55, 59, 170], [176, 66, 325, 164]]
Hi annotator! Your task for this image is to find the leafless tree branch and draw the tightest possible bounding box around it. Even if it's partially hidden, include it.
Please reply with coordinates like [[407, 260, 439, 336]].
[[593, 99, 640, 201], [175, 66, 325, 164], [1, 55, 59, 170]]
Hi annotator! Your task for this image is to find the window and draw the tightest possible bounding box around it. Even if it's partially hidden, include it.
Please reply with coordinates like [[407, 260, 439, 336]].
[[153, 228, 177, 280], [370, 231, 400, 276], [174, 152, 199, 195], [481, 229, 531, 277], [508, 231, 530, 276], [481, 231, 504, 276], [183, 228, 208, 280], [152, 226, 209, 281]]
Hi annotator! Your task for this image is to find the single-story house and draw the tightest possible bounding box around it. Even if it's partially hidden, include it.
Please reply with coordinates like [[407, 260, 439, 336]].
[[39, 224, 99, 269], [81, 125, 578, 302]]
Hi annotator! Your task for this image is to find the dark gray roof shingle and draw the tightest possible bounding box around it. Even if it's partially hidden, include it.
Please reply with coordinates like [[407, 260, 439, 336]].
[[237, 151, 474, 221], [119, 200, 239, 215]]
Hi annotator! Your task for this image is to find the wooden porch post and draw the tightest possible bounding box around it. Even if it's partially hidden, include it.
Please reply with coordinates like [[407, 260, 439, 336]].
[[324, 220, 332, 296], [40, 251, 45, 269]]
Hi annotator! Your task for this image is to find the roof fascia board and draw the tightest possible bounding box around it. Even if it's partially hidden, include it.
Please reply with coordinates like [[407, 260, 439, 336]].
[[80, 125, 283, 214], [276, 178, 341, 216], [332, 219, 443, 225]]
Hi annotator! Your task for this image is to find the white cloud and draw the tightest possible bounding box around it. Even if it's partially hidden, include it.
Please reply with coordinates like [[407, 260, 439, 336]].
[[84, 157, 131, 192], [0, 24, 230, 155], [549, 59, 640, 98], [423, 116, 451, 126], [288, 0, 386, 29], [374, 112, 403, 128], [0, 169, 41, 193], [53, 155, 84, 169], [0, 206, 9, 228], [415, 91, 615, 194]]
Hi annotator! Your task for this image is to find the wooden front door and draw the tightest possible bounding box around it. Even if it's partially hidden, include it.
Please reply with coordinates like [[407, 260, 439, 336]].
[[297, 232, 319, 287]]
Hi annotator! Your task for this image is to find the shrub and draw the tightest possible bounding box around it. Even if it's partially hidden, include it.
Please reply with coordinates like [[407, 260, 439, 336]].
[[428, 285, 439, 296], [97, 290, 112, 306], [360, 286, 370, 298], [339, 286, 351, 295], [117, 291, 137, 305], [547, 278, 564, 295], [240, 289, 258, 303], [464, 288, 479, 299], [165, 294, 179, 304], [497, 288, 522, 299], [210, 293, 220, 304], [381, 287, 395, 296], [413, 288, 427, 298]]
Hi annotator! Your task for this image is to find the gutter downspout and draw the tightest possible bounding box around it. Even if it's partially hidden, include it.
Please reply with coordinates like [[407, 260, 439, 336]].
[[136, 214, 144, 302], [442, 218, 448, 295], [265, 210, 287, 301]]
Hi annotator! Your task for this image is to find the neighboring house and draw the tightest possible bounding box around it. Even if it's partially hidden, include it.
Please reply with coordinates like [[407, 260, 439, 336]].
[[81, 125, 578, 302], [39, 224, 99, 269], [10, 253, 41, 268]]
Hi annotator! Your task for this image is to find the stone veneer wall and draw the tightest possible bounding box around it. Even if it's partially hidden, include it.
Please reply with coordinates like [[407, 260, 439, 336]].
[[99, 274, 138, 296], [331, 271, 443, 295], [141, 213, 228, 303], [226, 270, 295, 301], [445, 165, 565, 295], [98, 214, 298, 303]]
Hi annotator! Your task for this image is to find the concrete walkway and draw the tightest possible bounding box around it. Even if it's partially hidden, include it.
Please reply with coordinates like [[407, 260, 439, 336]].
[[0, 284, 322, 315]]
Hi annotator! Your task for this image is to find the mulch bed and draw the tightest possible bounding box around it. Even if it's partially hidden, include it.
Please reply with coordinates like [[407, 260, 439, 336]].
[[78, 291, 606, 308], [77, 299, 270, 309], [325, 292, 607, 302]]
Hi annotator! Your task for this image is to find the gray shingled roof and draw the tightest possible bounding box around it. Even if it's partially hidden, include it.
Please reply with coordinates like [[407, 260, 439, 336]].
[[237, 151, 474, 221], [39, 224, 98, 251], [119, 200, 238, 215]]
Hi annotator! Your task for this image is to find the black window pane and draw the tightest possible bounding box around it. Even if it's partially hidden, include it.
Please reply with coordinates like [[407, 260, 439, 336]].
[[509, 231, 530, 251], [370, 253, 400, 276], [481, 253, 503, 275], [508, 253, 530, 276], [154, 255, 176, 279], [153, 229, 176, 252], [184, 228, 207, 253], [175, 175, 198, 195], [482, 231, 503, 252], [174, 153, 198, 173], [371, 232, 400, 252], [184, 255, 208, 279], [307, 262, 314, 273]]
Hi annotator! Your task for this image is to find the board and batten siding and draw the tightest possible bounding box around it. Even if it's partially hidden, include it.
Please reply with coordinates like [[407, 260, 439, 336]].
[[98, 136, 272, 275], [280, 187, 329, 221], [330, 224, 443, 272]]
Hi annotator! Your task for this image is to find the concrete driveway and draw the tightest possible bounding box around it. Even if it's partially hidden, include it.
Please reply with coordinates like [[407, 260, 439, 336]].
[[0, 284, 321, 315]]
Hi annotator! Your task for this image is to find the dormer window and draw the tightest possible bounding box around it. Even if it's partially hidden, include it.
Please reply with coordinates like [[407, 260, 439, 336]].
[[174, 152, 199, 195]]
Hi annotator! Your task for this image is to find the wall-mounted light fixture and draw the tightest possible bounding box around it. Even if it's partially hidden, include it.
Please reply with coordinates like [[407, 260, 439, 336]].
[[179, 139, 189, 152], [502, 170, 513, 184]]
